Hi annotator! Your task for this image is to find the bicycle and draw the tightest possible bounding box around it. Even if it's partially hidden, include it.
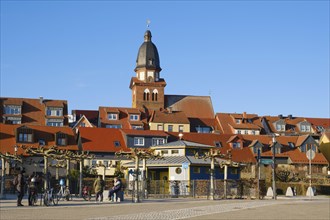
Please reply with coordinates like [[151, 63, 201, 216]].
[[28, 187, 38, 206], [43, 188, 58, 206], [57, 185, 71, 201]]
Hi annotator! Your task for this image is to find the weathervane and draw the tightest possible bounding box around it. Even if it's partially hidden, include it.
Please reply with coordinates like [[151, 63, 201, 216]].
[[147, 19, 151, 29]]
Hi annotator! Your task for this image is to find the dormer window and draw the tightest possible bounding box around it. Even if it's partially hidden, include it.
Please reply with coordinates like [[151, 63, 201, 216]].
[[215, 142, 222, 148], [4, 105, 21, 115], [108, 113, 118, 120], [316, 126, 324, 132], [47, 119, 63, 127], [235, 119, 241, 124], [134, 137, 144, 146], [130, 114, 139, 121], [17, 126, 33, 143], [253, 146, 262, 154], [38, 139, 45, 146], [5, 116, 21, 124], [276, 123, 285, 131], [232, 142, 241, 149], [300, 124, 311, 132], [56, 132, 67, 146], [46, 107, 63, 116]]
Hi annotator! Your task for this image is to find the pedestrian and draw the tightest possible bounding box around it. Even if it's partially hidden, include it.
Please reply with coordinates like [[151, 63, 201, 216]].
[[93, 175, 105, 203], [27, 175, 37, 206], [108, 177, 122, 202], [14, 169, 26, 206]]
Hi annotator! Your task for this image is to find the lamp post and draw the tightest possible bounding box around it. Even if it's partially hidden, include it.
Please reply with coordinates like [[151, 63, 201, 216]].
[[272, 135, 277, 200]]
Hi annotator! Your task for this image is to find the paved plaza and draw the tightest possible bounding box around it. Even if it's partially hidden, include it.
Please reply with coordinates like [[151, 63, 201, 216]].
[[0, 195, 329, 220]]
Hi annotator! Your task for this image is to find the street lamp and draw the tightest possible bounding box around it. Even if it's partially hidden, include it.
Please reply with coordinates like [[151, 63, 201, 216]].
[[271, 135, 277, 200]]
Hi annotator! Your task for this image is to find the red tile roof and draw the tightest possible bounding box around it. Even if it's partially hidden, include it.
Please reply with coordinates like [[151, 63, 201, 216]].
[[0, 124, 77, 156], [150, 110, 190, 124], [165, 95, 214, 118], [78, 127, 128, 152], [216, 113, 263, 134]]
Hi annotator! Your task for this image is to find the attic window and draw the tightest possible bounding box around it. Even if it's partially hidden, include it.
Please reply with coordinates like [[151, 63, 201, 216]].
[[108, 113, 118, 120], [4, 105, 21, 115], [215, 142, 222, 148], [38, 139, 45, 146], [17, 126, 33, 143], [114, 141, 121, 147], [232, 142, 241, 149], [46, 107, 63, 116], [288, 142, 295, 148], [235, 119, 241, 124], [56, 133, 67, 146], [130, 114, 139, 121], [316, 126, 324, 132]]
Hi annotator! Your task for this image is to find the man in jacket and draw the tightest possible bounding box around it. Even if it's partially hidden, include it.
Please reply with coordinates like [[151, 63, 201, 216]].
[[16, 169, 26, 206], [93, 175, 105, 203]]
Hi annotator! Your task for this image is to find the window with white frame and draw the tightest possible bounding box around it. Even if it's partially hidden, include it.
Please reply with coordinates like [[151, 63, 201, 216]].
[[130, 114, 139, 121], [157, 124, 163, 131], [108, 113, 118, 120], [4, 105, 21, 115], [46, 107, 63, 116], [152, 138, 165, 146], [235, 119, 241, 124], [105, 124, 122, 129], [275, 146, 281, 154], [196, 126, 211, 133], [168, 125, 173, 132], [47, 119, 63, 127], [179, 125, 184, 132], [134, 137, 144, 146], [5, 116, 21, 124], [132, 125, 143, 130]]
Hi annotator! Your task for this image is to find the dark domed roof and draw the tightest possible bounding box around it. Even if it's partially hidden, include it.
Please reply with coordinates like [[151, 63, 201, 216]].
[[135, 30, 161, 72]]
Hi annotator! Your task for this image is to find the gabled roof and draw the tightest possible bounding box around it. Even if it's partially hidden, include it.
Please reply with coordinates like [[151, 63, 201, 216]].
[[72, 115, 95, 130], [78, 127, 128, 152], [0, 124, 77, 155], [149, 110, 190, 124], [165, 95, 214, 118], [216, 113, 263, 134], [72, 110, 99, 126], [99, 107, 148, 129]]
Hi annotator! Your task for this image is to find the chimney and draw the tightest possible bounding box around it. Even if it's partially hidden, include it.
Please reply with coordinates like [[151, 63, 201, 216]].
[[288, 114, 293, 120], [167, 107, 172, 114], [39, 96, 43, 104], [243, 112, 247, 119]]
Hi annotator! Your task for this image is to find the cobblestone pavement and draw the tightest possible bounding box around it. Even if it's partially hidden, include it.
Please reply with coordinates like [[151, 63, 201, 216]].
[[1, 195, 329, 220], [87, 199, 329, 220]]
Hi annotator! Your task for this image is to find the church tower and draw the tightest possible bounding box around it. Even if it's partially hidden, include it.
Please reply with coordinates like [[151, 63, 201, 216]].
[[130, 30, 166, 111]]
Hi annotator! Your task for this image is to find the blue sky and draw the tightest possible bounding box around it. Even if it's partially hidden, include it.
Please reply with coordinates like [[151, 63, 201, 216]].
[[1, 1, 329, 118]]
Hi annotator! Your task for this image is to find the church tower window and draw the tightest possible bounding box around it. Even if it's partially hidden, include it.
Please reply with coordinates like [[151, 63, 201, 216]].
[[143, 89, 150, 101]]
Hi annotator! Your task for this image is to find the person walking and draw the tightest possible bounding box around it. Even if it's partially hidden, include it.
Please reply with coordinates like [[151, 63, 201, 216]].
[[15, 169, 26, 206], [93, 175, 105, 203]]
